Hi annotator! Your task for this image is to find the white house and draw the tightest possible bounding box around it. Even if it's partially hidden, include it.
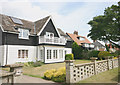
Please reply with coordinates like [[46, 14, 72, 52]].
[[0, 14, 72, 66]]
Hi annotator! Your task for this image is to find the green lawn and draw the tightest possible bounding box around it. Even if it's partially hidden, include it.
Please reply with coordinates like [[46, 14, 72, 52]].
[[23, 60, 90, 77], [79, 67, 119, 83], [2, 60, 91, 78]]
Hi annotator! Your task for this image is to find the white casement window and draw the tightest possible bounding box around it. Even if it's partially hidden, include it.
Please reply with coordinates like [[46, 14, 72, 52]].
[[18, 28, 29, 39], [18, 50, 28, 58], [47, 50, 52, 59], [59, 50, 63, 59], [45, 32, 54, 38], [53, 50, 57, 59]]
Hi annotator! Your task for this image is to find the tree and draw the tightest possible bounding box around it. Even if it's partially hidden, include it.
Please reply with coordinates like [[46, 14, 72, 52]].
[[88, 1, 120, 48], [105, 44, 109, 52]]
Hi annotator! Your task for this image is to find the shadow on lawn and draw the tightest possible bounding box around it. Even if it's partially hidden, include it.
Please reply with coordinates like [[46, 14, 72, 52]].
[[111, 75, 118, 82]]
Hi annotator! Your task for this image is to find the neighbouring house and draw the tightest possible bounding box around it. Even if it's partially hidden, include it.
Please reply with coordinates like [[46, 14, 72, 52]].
[[107, 43, 120, 53], [0, 14, 72, 66], [66, 31, 94, 50], [93, 40, 106, 51]]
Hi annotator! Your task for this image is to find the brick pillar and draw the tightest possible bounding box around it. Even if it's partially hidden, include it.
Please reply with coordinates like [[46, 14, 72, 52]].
[[65, 60, 74, 83]]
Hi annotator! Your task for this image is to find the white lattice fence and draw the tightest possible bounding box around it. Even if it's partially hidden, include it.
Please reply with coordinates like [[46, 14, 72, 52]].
[[65, 58, 119, 83]]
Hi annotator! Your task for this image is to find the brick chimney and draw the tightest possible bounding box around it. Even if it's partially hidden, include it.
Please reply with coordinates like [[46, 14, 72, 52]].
[[73, 31, 78, 35]]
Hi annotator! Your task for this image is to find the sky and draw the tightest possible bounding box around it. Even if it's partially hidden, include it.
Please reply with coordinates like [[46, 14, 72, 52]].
[[0, 0, 119, 42]]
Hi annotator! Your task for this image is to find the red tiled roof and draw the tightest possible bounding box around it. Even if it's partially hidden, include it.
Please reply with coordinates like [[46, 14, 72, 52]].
[[66, 33, 91, 45]]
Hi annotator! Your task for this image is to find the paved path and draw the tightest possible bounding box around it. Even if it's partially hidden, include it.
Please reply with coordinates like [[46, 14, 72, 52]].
[[1, 70, 61, 85], [15, 75, 61, 84]]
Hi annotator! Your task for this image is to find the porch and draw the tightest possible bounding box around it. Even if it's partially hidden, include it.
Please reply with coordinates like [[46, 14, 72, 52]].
[[37, 46, 72, 63]]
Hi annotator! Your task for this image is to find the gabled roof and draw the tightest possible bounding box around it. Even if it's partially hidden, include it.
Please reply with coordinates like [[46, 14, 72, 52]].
[[66, 33, 91, 45], [57, 28, 72, 41], [93, 41, 105, 47], [0, 14, 68, 38], [57, 28, 66, 36], [0, 14, 53, 35], [35, 16, 50, 34]]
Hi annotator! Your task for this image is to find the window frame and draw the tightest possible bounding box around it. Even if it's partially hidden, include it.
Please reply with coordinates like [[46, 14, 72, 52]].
[[59, 50, 63, 59], [45, 32, 54, 39], [47, 49, 52, 59], [18, 50, 28, 58], [53, 50, 57, 59], [18, 28, 29, 39]]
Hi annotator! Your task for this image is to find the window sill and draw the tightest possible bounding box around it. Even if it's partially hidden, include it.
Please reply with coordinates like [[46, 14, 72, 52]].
[[19, 37, 29, 40]]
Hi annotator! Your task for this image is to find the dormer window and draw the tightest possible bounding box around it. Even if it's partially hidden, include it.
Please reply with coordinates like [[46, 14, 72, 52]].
[[77, 37, 85, 41], [18, 28, 29, 39], [45, 32, 54, 38]]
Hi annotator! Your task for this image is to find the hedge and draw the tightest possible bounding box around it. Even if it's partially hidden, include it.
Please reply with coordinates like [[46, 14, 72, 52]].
[[65, 54, 74, 60], [98, 51, 110, 59]]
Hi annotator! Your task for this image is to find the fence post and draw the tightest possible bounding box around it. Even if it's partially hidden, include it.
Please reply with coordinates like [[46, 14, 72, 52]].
[[65, 60, 74, 83], [112, 59, 114, 69], [90, 57, 97, 75], [94, 60, 97, 75], [118, 56, 120, 83], [107, 59, 110, 70]]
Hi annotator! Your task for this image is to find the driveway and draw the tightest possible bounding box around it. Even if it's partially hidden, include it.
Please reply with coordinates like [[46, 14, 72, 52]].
[[15, 75, 61, 84], [1, 70, 62, 85]]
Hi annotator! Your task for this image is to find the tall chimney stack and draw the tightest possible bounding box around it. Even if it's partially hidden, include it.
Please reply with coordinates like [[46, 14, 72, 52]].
[[73, 31, 78, 35]]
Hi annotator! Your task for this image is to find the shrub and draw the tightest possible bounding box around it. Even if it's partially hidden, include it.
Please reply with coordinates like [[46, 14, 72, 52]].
[[52, 67, 66, 82], [88, 50, 100, 58], [82, 50, 89, 59], [24, 62, 30, 67], [109, 53, 117, 57], [72, 42, 83, 59], [65, 54, 74, 60], [98, 51, 110, 59], [33, 61, 44, 67], [44, 67, 66, 82], [115, 50, 120, 56], [44, 69, 56, 80], [24, 61, 44, 67], [113, 57, 118, 59]]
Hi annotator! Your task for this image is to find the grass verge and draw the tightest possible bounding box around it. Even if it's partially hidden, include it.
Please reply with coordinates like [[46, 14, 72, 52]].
[[79, 67, 119, 83]]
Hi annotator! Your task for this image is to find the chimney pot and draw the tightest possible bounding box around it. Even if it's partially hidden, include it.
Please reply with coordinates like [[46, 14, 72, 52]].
[[74, 31, 78, 35]]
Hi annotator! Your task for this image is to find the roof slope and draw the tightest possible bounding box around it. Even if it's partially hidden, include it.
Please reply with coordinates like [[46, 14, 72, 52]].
[[93, 41, 105, 47], [0, 14, 35, 34], [57, 28, 66, 36], [0, 14, 50, 35], [57, 28, 72, 41], [67, 33, 91, 45], [35, 16, 50, 34]]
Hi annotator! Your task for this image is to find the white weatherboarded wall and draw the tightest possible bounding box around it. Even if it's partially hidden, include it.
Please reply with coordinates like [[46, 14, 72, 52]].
[[6, 45, 36, 65], [0, 45, 4, 66]]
